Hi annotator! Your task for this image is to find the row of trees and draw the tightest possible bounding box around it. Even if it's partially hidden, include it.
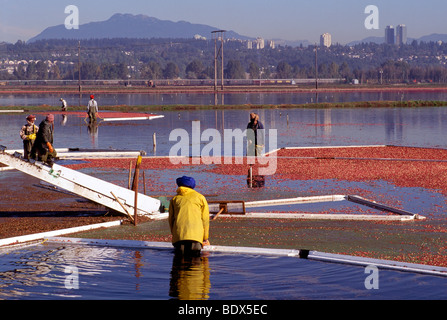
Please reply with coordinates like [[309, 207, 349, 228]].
[[9, 58, 447, 84], [3, 38, 447, 83]]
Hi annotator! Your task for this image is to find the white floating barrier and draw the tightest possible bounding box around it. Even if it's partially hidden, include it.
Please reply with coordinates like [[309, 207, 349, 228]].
[[45, 237, 447, 277], [0, 221, 123, 247], [0, 148, 162, 217]]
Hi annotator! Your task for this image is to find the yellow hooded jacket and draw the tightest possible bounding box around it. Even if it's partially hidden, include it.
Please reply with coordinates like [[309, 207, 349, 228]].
[[168, 186, 210, 245]]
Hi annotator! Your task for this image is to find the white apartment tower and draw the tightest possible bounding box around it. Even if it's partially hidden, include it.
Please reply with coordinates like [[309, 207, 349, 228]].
[[255, 37, 265, 49], [320, 33, 331, 48], [396, 24, 407, 46]]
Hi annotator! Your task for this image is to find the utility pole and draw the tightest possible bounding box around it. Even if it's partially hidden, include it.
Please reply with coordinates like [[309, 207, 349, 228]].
[[315, 43, 318, 90], [212, 30, 226, 92], [78, 41, 81, 107]]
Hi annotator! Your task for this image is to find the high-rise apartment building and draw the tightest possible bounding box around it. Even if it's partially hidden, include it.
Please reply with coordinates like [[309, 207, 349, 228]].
[[320, 33, 331, 48], [385, 25, 395, 45], [396, 24, 407, 45]]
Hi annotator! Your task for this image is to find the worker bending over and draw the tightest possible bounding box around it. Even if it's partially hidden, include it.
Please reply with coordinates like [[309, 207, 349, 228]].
[[169, 176, 210, 257]]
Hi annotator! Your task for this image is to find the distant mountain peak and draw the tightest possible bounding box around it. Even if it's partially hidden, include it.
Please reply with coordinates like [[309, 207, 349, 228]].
[[28, 13, 252, 43]]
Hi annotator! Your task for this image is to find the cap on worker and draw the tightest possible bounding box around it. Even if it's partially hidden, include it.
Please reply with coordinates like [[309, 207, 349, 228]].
[[90, 95, 94, 99], [46, 114, 54, 122], [26, 115, 36, 121], [176, 176, 196, 189]]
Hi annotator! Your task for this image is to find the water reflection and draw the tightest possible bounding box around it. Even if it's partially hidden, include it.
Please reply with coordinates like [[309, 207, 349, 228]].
[[385, 109, 403, 144], [61, 114, 68, 126], [2, 91, 447, 107], [87, 121, 99, 148], [169, 254, 211, 300], [2, 106, 447, 155]]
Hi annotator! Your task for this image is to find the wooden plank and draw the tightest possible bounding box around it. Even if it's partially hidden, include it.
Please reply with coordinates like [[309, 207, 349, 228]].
[[208, 200, 246, 215]]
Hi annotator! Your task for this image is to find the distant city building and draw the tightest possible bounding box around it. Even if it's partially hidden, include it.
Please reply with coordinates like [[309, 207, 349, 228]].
[[385, 25, 395, 45], [193, 34, 207, 40], [247, 37, 273, 49], [320, 33, 332, 48], [255, 37, 265, 49], [396, 24, 407, 45]]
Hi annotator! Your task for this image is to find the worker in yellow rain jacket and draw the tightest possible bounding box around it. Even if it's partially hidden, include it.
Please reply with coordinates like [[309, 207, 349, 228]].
[[169, 176, 210, 257], [19, 115, 39, 160]]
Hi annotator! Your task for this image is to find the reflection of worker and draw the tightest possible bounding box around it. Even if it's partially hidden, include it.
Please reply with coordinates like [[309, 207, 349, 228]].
[[247, 112, 265, 156], [87, 121, 99, 148], [169, 176, 210, 257], [169, 255, 211, 300], [19, 115, 39, 160], [31, 114, 57, 166], [60, 98, 67, 111], [87, 95, 98, 123]]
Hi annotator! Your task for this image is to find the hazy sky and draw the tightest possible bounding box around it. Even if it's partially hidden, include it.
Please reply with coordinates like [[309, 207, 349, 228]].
[[0, 0, 446, 44]]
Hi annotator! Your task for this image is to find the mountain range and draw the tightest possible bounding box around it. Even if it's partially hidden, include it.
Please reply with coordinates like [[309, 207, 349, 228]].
[[28, 13, 253, 43], [28, 13, 447, 47]]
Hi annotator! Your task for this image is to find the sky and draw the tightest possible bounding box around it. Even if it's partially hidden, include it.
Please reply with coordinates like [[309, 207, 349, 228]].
[[0, 0, 446, 44]]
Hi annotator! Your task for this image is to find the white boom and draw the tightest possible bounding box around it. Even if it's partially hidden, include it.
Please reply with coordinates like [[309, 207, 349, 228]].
[[0, 147, 161, 217]]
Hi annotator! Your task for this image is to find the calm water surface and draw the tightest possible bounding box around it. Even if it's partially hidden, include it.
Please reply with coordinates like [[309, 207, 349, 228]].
[[1, 107, 447, 154], [2, 90, 447, 107], [0, 242, 446, 300]]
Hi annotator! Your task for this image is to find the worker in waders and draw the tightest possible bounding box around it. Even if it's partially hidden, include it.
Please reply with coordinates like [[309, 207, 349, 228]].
[[60, 98, 68, 111], [247, 112, 265, 156], [31, 114, 57, 166], [168, 176, 210, 257], [87, 95, 98, 123], [19, 115, 39, 160]]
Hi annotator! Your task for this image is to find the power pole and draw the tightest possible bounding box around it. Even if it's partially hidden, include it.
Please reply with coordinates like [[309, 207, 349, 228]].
[[315, 44, 318, 90], [212, 30, 226, 92], [78, 41, 81, 107]]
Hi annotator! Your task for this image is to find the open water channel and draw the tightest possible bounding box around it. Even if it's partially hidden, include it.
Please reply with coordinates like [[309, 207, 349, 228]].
[[2, 92, 447, 153]]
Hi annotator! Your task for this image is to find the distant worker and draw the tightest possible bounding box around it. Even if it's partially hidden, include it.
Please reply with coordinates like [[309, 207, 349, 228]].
[[247, 112, 265, 156], [31, 114, 57, 166], [168, 176, 210, 257], [19, 115, 39, 160], [87, 95, 98, 123], [60, 98, 68, 111]]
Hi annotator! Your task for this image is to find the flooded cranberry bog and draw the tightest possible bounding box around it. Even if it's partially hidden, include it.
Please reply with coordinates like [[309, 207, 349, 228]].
[[1, 102, 447, 300]]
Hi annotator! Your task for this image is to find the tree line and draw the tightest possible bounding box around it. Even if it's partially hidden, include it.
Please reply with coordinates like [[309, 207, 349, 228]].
[[2, 38, 447, 83]]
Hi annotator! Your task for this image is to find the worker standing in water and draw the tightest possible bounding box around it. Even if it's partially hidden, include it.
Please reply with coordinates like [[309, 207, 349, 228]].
[[247, 112, 265, 156], [60, 98, 68, 111], [31, 114, 57, 166], [19, 115, 39, 160], [87, 95, 98, 123], [168, 176, 210, 257]]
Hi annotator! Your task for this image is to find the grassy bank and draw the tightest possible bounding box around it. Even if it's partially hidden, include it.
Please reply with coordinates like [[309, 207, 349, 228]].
[[1, 100, 446, 113]]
